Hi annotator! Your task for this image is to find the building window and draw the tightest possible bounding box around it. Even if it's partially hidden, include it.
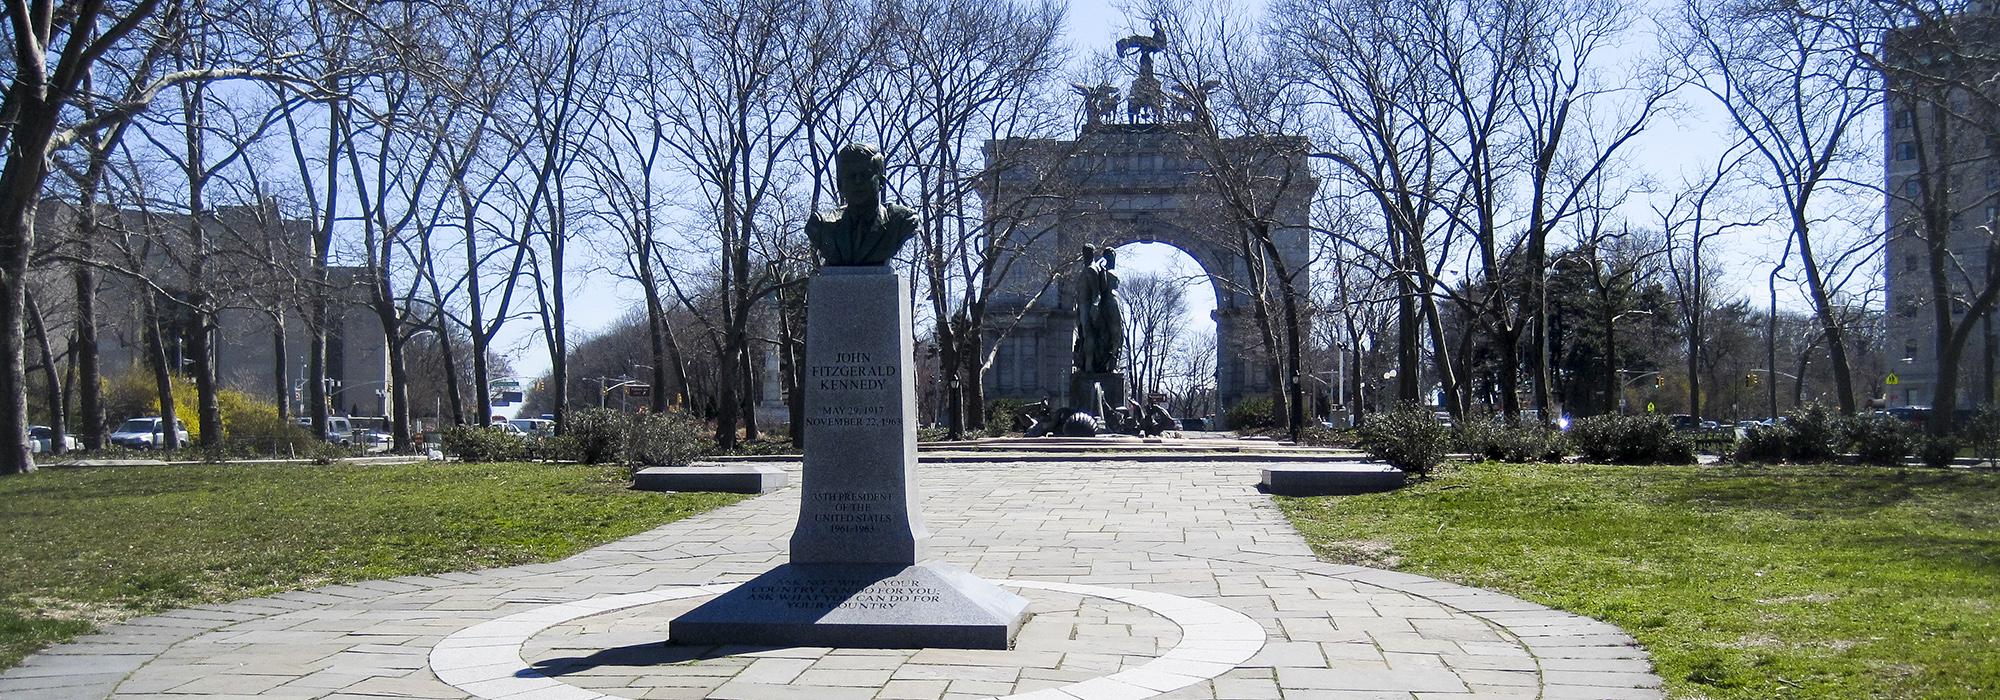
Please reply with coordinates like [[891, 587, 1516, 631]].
[[1906, 179, 1922, 197], [1988, 170, 1999, 189], [1907, 339, 1920, 358], [1894, 109, 1912, 128], [1907, 254, 1919, 272], [1896, 141, 1918, 160]]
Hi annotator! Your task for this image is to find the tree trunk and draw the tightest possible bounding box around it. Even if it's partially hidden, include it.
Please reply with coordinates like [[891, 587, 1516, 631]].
[[143, 293, 182, 450], [273, 314, 289, 422], [963, 314, 986, 435], [1493, 322, 1523, 419], [715, 336, 738, 448], [27, 293, 65, 455], [0, 100, 61, 473], [644, 287, 672, 414], [435, 327, 463, 427], [1421, 292, 1458, 415], [387, 335, 413, 452], [1603, 299, 1619, 413], [1793, 221, 1855, 414], [1253, 224, 1307, 440], [309, 100, 343, 439], [940, 336, 962, 438], [741, 343, 759, 441], [73, 263, 104, 449], [1395, 277, 1421, 404], [779, 305, 802, 448], [1686, 288, 1703, 420], [183, 81, 223, 450], [187, 297, 220, 448], [1237, 231, 1285, 420]]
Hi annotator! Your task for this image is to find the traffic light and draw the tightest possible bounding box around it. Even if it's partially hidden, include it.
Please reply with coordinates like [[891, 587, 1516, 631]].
[[1654, 375, 1666, 388], [535, 379, 547, 392], [1745, 372, 1761, 388]]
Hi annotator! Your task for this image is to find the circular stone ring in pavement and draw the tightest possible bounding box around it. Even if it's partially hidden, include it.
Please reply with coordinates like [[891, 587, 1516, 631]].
[[429, 579, 1266, 700]]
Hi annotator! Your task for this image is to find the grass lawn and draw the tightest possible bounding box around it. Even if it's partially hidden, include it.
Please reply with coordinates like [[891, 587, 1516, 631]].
[[1276, 462, 2000, 700], [0, 461, 746, 671]]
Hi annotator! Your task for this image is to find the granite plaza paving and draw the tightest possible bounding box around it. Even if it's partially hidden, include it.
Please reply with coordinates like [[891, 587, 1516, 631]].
[[0, 459, 1665, 699]]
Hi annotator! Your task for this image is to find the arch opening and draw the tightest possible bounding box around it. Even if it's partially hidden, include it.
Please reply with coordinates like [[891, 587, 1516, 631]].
[[1112, 241, 1219, 424]]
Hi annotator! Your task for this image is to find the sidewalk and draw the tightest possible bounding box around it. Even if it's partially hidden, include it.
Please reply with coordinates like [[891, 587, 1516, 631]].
[[0, 459, 1664, 699]]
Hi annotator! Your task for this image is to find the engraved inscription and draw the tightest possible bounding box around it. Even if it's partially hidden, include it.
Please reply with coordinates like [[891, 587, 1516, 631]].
[[806, 349, 902, 428], [743, 577, 945, 611], [807, 491, 891, 534]]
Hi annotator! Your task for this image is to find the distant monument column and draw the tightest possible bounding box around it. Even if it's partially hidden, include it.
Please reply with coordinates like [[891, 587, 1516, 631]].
[[670, 144, 1028, 650]]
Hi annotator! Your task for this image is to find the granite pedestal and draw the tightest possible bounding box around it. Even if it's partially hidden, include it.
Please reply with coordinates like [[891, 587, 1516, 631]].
[[632, 464, 787, 494], [1259, 462, 1408, 496], [1069, 370, 1127, 416], [670, 266, 1027, 649]]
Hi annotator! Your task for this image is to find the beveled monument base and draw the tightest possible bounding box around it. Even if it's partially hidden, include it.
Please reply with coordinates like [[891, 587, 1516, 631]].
[[668, 561, 1028, 649]]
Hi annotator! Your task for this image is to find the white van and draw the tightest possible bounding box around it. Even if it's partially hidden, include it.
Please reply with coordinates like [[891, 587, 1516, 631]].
[[295, 416, 354, 444]]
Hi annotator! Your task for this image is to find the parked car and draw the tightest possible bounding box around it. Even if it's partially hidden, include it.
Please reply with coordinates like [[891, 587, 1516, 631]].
[[294, 416, 355, 444], [349, 417, 393, 450], [508, 418, 555, 437], [109, 417, 190, 449], [28, 425, 78, 454], [1884, 406, 1931, 430]]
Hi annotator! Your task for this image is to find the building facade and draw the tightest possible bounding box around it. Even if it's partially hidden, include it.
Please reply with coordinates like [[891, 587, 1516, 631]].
[[1881, 12, 2000, 410], [34, 200, 390, 424]]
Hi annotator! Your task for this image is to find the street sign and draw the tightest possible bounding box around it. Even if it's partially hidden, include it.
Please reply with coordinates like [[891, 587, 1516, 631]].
[[626, 384, 652, 398], [1147, 392, 1168, 404], [492, 379, 521, 390], [1886, 373, 1901, 386], [1646, 401, 1656, 413]]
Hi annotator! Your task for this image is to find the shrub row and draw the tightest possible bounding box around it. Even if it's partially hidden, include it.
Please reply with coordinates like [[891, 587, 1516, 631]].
[[1566, 415, 1696, 465], [1353, 402, 1992, 470], [1355, 404, 1451, 475], [443, 407, 714, 466], [1734, 403, 1968, 467], [1455, 419, 1567, 463]]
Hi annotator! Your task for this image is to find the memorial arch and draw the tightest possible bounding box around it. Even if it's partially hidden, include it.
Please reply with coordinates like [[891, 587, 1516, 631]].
[[977, 125, 1314, 418]]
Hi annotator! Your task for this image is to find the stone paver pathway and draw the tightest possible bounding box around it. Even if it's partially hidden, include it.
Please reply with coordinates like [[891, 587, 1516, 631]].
[[1, 460, 1664, 699]]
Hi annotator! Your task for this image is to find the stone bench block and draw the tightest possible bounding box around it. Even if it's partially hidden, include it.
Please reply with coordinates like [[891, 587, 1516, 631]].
[[634, 464, 788, 494], [1260, 462, 1407, 496]]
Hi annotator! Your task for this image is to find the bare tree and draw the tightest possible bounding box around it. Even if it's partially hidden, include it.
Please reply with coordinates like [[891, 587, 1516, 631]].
[[1119, 271, 1189, 401], [1163, 328, 1217, 418], [1657, 141, 1761, 420], [646, 0, 861, 448], [0, 0, 315, 472], [1673, 0, 1881, 415], [1147, 0, 1317, 438], [874, 0, 1065, 438], [1274, 0, 1459, 410]]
